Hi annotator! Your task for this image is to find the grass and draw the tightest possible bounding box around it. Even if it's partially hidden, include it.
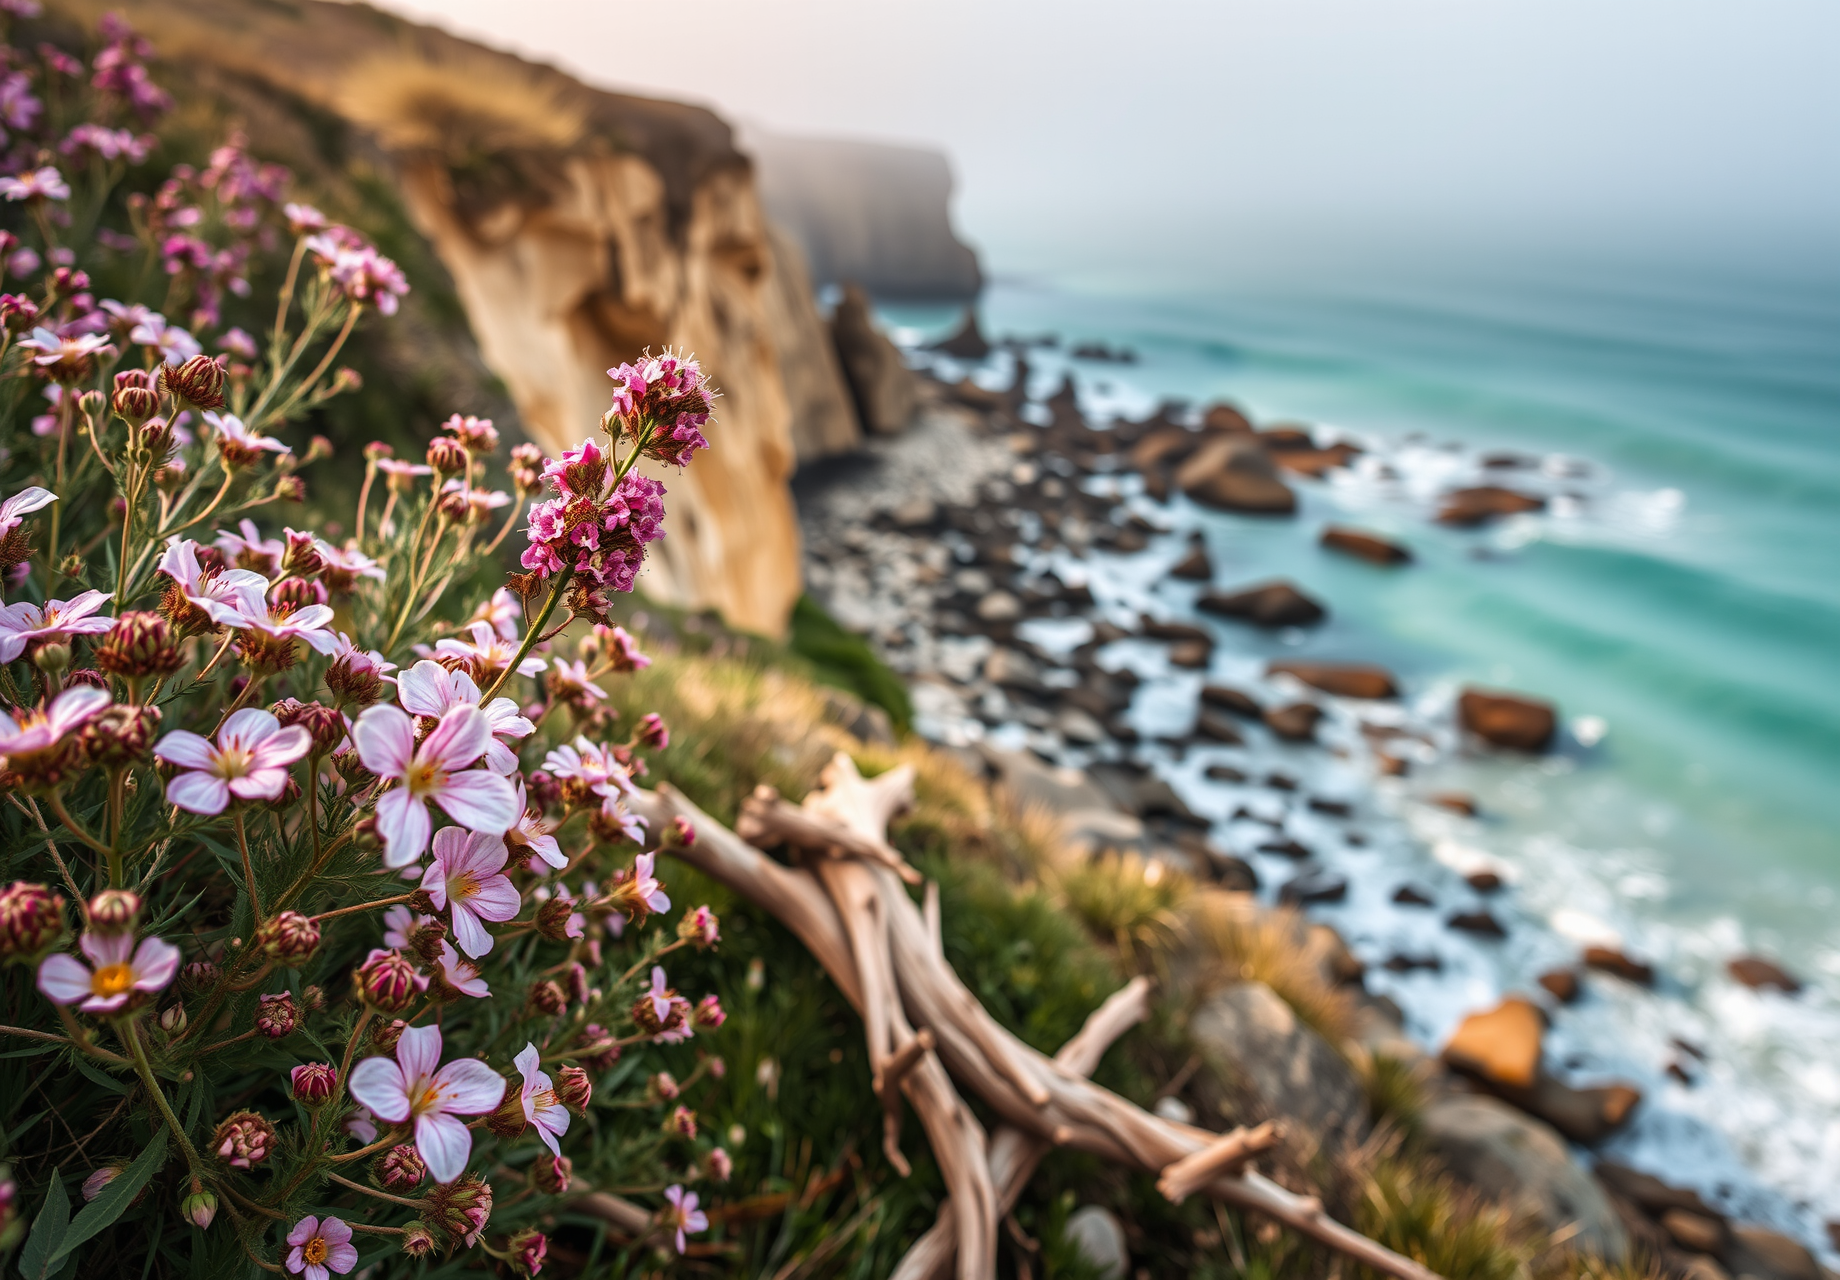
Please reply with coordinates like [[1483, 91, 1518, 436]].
[[788, 594, 915, 734]]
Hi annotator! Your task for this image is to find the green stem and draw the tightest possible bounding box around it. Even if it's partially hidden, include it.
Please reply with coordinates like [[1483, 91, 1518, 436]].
[[234, 811, 262, 920], [260, 302, 360, 430], [480, 566, 573, 704], [310, 893, 412, 925], [325, 1171, 422, 1209], [123, 1018, 203, 1173]]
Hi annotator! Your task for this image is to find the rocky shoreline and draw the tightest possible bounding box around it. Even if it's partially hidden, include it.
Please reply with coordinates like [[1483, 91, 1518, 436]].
[[793, 351, 1837, 1279]]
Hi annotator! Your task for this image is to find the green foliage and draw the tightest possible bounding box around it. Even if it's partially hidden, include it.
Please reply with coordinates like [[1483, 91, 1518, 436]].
[[1357, 1157, 1529, 1280], [788, 594, 913, 734]]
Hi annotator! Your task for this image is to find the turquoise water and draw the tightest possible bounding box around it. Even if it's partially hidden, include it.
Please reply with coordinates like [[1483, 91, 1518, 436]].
[[881, 261, 1840, 1231]]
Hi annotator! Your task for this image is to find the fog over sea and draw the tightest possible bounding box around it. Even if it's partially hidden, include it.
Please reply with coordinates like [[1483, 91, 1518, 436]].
[[882, 253, 1840, 1248]]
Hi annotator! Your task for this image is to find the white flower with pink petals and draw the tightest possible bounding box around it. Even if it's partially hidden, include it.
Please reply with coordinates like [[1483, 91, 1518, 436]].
[[224, 585, 339, 657], [128, 313, 200, 366], [626, 852, 671, 918], [154, 708, 312, 815], [507, 781, 565, 871], [0, 589, 113, 662], [0, 167, 70, 201], [395, 659, 533, 774], [513, 1042, 570, 1156], [37, 931, 181, 1013], [284, 1214, 357, 1280], [468, 587, 521, 641], [0, 686, 110, 760], [434, 619, 547, 683], [352, 703, 518, 867], [420, 828, 519, 958], [542, 736, 634, 800], [381, 904, 431, 950], [433, 940, 489, 999], [349, 1025, 504, 1184], [203, 411, 289, 459], [0, 486, 54, 540], [662, 1185, 708, 1255], [158, 539, 269, 627], [214, 518, 284, 574]]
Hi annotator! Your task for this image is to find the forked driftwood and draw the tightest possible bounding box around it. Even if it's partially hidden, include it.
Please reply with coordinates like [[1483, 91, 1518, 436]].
[[636, 756, 1442, 1280]]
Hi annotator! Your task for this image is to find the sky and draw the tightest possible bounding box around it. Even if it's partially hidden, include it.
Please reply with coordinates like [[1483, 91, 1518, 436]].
[[368, 0, 1840, 287]]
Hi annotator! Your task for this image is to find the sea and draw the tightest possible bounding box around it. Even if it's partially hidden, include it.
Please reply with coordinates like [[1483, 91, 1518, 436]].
[[876, 256, 1840, 1254]]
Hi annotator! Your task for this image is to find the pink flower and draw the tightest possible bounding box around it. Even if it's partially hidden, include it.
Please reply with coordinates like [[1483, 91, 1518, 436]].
[[352, 703, 519, 867], [0, 167, 70, 201], [285, 1215, 357, 1280], [375, 457, 432, 492], [396, 659, 533, 774], [343, 1107, 378, 1144], [643, 966, 673, 1027], [624, 852, 671, 919], [17, 326, 114, 370], [215, 518, 284, 574], [420, 828, 519, 958], [225, 589, 339, 657], [128, 314, 200, 366], [661, 1185, 708, 1255], [220, 327, 259, 360], [348, 1024, 505, 1184], [157, 539, 269, 627], [468, 587, 521, 641], [154, 708, 311, 815], [545, 659, 605, 705], [317, 542, 384, 593], [283, 203, 326, 235], [0, 590, 113, 662], [37, 931, 181, 1013], [541, 737, 634, 801], [596, 624, 650, 672], [0, 486, 54, 540], [203, 411, 289, 459], [513, 1042, 570, 1157], [433, 620, 546, 685], [595, 794, 647, 845], [433, 940, 489, 999], [507, 781, 565, 871], [0, 685, 111, 758], [381, 904, 431, 950]]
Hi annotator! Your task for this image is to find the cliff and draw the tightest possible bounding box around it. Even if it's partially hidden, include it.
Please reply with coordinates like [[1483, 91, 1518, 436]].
[[744, 129, 983, 300], [55, 0, 865, 636]]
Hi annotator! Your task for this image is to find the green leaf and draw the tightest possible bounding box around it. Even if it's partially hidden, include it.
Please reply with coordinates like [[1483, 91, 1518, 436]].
[[47, 1130, 167, 1268], [16, 1170, 69, 1280], [69, 1056, 130, 1097]]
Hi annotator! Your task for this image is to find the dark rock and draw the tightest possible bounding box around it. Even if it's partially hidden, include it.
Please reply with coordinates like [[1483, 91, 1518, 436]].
[[1204, 763, 1248, 783], [1197, 580, 1326, 628], [1661, 1209, 1727, 1256], [1727, 955, 1801, 994], [1385, 952, 1443, 972], [1264, 703, 1324, 742], [1202, 402, 1255, 435], [1167, 640, 1212, 669], [1061, 685, 1128, 721], [1583, 946, 1656, 987], [984, 647, 1047, 694], [1538, 969, 1581, 1003], [1195, 708, 1246, 744], [927, 309, 991, 360], [1175, 439, 1298, 515], [1392, 884, 1435, 907], [1459, 687, 1558, 752], [1104, 714, 1139, 743], [1448, 910, 1508, 938], [1167, 544, 1213, 581], [1054, 707, 1106, 745], [1511, 1076, 1643, 1145], [1376, 753, 1409, 776], [1259, 425, 1316, 451], [1466, 870, 1505, 894], [1086, 763, 1202, 826], [1307, 797, 1351, 817], [1258, 838, 1313, 860], [1130, 425, 1202, 472], [1320, 525, 1413, 565], [1139, 615, 1213, 644], [1481, 451, 1540, 470], [1728, 1225, 1822, 1280], [1208, 852, 1260, 893], [1267, 660, 1398, 699], [1142, 468, 1171, 502], [1199, 685, 1262, 718], [1280, 870, 1348, 905], [1264, 773, 1298, 791], [1436, 485, 1548, 526], [830, 284, 918, 435], [1428, 791, 1479, 817], [1190, 981, 1367, 1156], [1594, 1162, 1719, 1218]]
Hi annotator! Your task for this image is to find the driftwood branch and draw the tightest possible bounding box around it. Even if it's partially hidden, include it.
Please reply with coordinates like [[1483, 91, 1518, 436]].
[[644, 779, 1444, 1280], [735, 764, 923, 884], [1158, 1121, 1282, 1204]]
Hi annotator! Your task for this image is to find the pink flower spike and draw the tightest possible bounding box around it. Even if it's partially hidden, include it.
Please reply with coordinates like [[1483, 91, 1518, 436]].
[[514, 1042, 570, 1157], [0, 590, 113, 662], [347, 1024, 504, 1184], [420, 828, 518, 958], [353, 703, 517, 867], [285, 1214, 358, 1280], [662, 1185, 707, 1255], [154, 708, 311, 816], [37, 932, 181, 1013]]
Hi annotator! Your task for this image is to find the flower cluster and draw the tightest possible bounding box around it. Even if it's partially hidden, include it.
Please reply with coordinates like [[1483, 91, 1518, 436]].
[[518, 437, 669, 613]]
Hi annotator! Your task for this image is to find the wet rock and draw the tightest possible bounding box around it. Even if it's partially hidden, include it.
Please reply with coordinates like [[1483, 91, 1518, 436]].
[[1062, 684, 1129, 721], [1459, 687, 1558, 752], [1197, 580, 1327, 628], [1176, 439, 1298, 515], [1376, 753, 1409, 776], [1419, 1095, 1629, 1260], [1168, 639, 1212, 669], [1063, 1205, 1128, 1280], [1662, 1209, 1727, 1255], [1538, 969, 1582, 1003], [1426, 793, 1477, 818], [831, 284, 919, 435], [1437, 485, 1548, 526], [1728, 1225, 1822, 1280], [890, 496, 939, 529], [1466, 870, 1505, 894], [1727, 955, 1801, 994], [1583, 946, 1656, 987], [1055, 707, 1106, 745], [1280, 869, 1348, 905], [1204, 763, 1248, 783], [1385, 952, 1444, 973], [1131, 426, 1203, 473], [1443, 997, 1544, 1087], [1393, 884, 1436, 907], [1259, 425, 1317, 451], [1594, 1161, 1718, 1219], [1268, 660, 1399, 699], [1520, 1078, 1643, 1145], [1264, 773, 1297, 791], [1196, 708, 1247, 744], [984, 647, 1046, 694], [1167, 542, 1213, 581], [1087, 763, 1204, 826], [1307, 923, 1367, 985], [1448, 909, 1508, 938], [975, 591, 1022, 624], [1142, 468, 1171, 502], [1208, 851, 1260, 893], [1272, 445, 1362, 478], [928, 309, 992, 360], [1320, 525, 1413, 565], [1139, 615, 1213, 645], [1200, 684, 1263, 718], [1265, 703, 1324, 742], [1258, 837, 1313, 860], [1308, 797, 1351, 817], [1191, 980, 1367, 1157], [1202, 402, 1255, 435]]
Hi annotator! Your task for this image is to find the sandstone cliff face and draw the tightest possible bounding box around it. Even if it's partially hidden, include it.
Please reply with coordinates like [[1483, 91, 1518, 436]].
[[60, 0, 860, 636]]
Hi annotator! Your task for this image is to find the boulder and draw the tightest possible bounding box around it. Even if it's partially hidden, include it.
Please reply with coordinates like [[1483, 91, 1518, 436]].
[[1321, 525, 1413, 566], [1428, 792, 1479, 817], [1515, 1077, 1642, 1145], [1063, 1205, 1128, 1280], [1273, 444, 1363, 477], [1259, 837, 1313, 860], [1200, 685, 1262, 718], [1131, 426, 1202, 472], [1583, 946, 1655, 987], [1458, 687, 1558, 752], [1267, 660, 1399, 699], [1538, 969, 1582, 1003], [1168, 640, 1211, 669], [1265, 703, 1324, 742], [1661, 1209, 1727, 1255], [1593, 1160, 1718, 1217], [1175, 439, 1298, 514], [975, 591, 1022, 624], [1139, 616, 1212, 645], [1167, 543, 1213, 581], [927, 308, 991, 360], [1448, 910, 1508, 938], [1443, 997, 1544, 1087], [1197, 580, 1327, 628], [1191, 980, 1367, 1157], [1280, 869, 1348, 905], [1202, 402, 1255, 435], [1054, 707, 1106, 745], [1418, 1095, 1628, 1260], [1307, 797, 1351, 818], [1727, 955, 1801, 994], [1195, 708, 1247, 744], [1436, 485, 1547, 526], [1728, 1225, 1822, 1280], [1205, 763, 1248, 783], [829, 284, 918, 435]]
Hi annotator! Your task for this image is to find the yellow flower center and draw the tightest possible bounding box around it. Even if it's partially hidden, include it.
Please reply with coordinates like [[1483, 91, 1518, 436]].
[[413, 1082, 443, 1115], [213, 746, 253, 779], [455, 873, 480, 900], [302, 1238, 328, 1266], [92, 962, 135, 997], [407, 761, 441, 795]]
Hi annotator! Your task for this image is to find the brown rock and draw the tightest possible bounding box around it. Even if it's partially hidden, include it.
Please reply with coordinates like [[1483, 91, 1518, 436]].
[[1321, 525, 1413, 566], [1307, 797, 1351, 817], [1393, 884, 1435, 907], [1537, 969, 1581, 1003], [1443, 997, 1543, 1087], [1458, 687, 1558, 752], [1199, 685, 1262, 718], [1139, 616, 1212, 645], [1428, 791, 1479, 817], [1197, 580, 1326, 628], [1264, 703, 1323, 742], [1728, 1225, 1822, 1280], [1584, 946, 1656, 987], [1662, 1209, 1727, 1255], [1436, 485, 1547, 526], [1448, 910, 1508, 938], [1273, 443, 1362, 477], [1175, 439, 1297, 514], [1195, 708, 1246, 744], [1168, 640, 1211, 669], [1377, 753, 1409, 776], [1509, 1076, 1642, 1144], [1466, 870, 1505, 894], [1267, 660, 1398, 699], [1280, 869, 1349, 905], [1728, 955, 1802, 994], [1595, 1161, 1719, 1217], [927, 308, 991, 360], [1142, 468, 1171, 502], [1202, 403, 1255, 435], [1131, 426, 1202, 472], [830, 284, 918, 435], [1167, 543, 1213, 581]]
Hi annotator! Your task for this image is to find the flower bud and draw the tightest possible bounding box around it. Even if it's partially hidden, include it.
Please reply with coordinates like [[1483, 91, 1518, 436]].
[[677, 906, 719, 949], [707, 1147, 734, 1182], [281, 530, 323, 577], [363, 441, 394, 462], [665, 1105, 698, 1139], [648, 1071, 679, 1103], [555, 1065, 592, 1116], [530, 1153, 571, 1195], [485, 1087, 527, 1139], [302, 984, 326, 1011], [111, 370, 160, 424], [563, 961, 590, 1006], [693, 994, 726, 1029], [290, 1062, 338, 1106], [527, 979, 566, 1015], [268, 576, 328, 612], [255, 992, 299, 1039], [182, 959, 219, 991], [405, 917, 447, 966], [162, 354, 227, 410], [326, 655, 387, 708], [32, 642, 71, 675], [158, 1004, 188, 1035], [305, 435, 334, 464], [423, 1173, 493, 1248], [76, 389, 106, 420], [81, 1164, 124, 1202], [667, 814, 696, 847], [212, 1111, 274, 1169], [576, 1024, 621, 1074], [353, 950, 424, 1013], [87, 889, 141, 935], [330, 367, 361, 395], [258, 912, 321, 965], [182, 1188, 217, 1229], [95, 611, 182, 679], [0, 882, 65, 957], [509, 1227, 548, 1277], [635, 712, 669, 750], [400, 1223, 436, 1257], [371, 1018, 407, 1054], [271, 698, 345, 756], [533, 897, 576, 943], [377, 1143, 426, 1190], [425, 437, 467, 477], [80, 704, 161, 769], [273, 475, 306, 503], [0, 293, 40, 332]]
